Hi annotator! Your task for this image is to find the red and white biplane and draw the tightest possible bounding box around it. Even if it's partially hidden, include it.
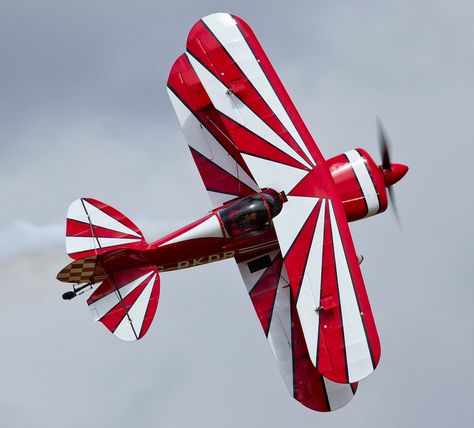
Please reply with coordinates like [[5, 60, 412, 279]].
[[57, 13, 408, 411]]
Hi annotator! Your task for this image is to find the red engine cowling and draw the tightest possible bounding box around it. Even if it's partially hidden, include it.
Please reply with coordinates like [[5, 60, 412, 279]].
[[327, 148, 388, 222]]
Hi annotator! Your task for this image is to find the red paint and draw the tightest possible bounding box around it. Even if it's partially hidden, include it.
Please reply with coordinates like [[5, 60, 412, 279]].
[[383, 163, 409, 186], [327, 149, 389, 222], [168, 55, 254, 178], [58, 12, 408, 412], [187, 20, 314, 168], [248, 252, 284, 334], [233, 15, 323, 165], [318, 203, 349, 382]]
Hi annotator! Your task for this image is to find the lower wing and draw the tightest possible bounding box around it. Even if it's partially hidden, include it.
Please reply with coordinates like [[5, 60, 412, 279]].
[[236, 247, 357, 412]]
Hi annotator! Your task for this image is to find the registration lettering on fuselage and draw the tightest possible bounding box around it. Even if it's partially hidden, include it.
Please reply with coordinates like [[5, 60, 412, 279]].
[[157, 251, 235, 272]]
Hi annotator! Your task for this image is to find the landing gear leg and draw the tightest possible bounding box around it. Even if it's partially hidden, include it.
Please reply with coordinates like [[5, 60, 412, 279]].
[[62, 283, 92, 300]]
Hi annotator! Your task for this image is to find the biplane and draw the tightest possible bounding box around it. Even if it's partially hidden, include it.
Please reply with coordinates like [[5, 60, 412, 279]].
[[57, 13, 408, 411]]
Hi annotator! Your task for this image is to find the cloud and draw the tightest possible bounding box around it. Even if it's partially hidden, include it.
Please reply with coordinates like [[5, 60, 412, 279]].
[[0, 213, 194, 312]]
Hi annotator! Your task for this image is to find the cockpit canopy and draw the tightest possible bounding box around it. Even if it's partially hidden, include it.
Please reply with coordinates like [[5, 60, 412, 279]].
[[218, 189, 284, 238]]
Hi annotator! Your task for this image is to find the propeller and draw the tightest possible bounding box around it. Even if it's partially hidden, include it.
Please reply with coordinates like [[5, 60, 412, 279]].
[[387, 182, 401, 225], [378, 119, 391, 171], [377, 119, 407, 225]]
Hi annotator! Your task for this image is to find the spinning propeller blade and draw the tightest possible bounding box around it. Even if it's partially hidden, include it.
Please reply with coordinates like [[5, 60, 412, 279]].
[[377, 119, 407, 225], [378, 119, 392, 172], [387, 186, 401, 225]]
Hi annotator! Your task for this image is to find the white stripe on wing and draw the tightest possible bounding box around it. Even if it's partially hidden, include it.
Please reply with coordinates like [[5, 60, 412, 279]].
[[328, 200, 373, 382], [296, 199, 326, 366], [168, 89, 260, 194], [323, 377, 356, 411], [186, 52, 312, 170], [272, 196, 319, 257], [203, 13, 316, 167]]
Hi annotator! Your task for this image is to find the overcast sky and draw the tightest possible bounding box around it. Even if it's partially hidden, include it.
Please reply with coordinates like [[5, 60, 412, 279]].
[[1, 1, 473, 427]]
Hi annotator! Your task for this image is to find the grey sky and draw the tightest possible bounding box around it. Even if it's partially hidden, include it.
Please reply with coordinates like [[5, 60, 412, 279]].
[[1, 0, 473, 427]]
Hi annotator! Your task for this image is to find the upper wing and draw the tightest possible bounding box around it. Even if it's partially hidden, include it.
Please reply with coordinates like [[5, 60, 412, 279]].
[[168, 13, 380, 383], [168, 54, 260, 207], [236, 247, 357, 411]]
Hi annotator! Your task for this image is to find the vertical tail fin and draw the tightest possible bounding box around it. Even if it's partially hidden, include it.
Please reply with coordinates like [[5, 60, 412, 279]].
[[66, 198, 147, 260]]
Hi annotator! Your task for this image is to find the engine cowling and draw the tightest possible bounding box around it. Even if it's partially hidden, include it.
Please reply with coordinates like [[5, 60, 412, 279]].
[[327, 148, 388, 222]]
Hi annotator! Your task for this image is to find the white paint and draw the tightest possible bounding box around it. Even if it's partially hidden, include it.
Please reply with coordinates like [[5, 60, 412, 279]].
[[237, 249, 280, 293], [167, 89, 260, 206], [236, 253, 294, 395], [203, 13, 316, 167], [67, 199, 141, 238], [206, 190, 238, 207], [113, 273, 157, 341], [272, 196, 319, 257], [295, 199, 326, 365], [241, 153, 308, 193], [267, 271, 294, 394], [186, 52, 312, 170], [323, 377, 355, 410], [344, 149, 379, 217], [66, 236, 142, 255], [160, 215, 223, 246], [113, 314, 137, 341], [88, 271, 155, 321], [328, 200, 374, 382]]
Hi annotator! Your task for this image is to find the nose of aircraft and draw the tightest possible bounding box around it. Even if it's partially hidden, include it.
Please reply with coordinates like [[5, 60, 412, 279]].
[[382, 163, 409, 187]]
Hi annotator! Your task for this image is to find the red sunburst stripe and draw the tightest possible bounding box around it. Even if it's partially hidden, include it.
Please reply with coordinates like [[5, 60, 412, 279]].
[[289, 168, 331, 199], [284, 201, 322, 300], [84, 198, 143, 238], [233, 15, 324, 166], [190, 147, 256, 198], [87, 266, 153, 304], [329, 200, 381, 372], [218, 115, 309, 171], [317, 202, 347, 382], [248, 253, 284, 334], [66, 219, 141, 240], [186, 20, 314, 168], [139, 277, 160, 338], [99, 279, 149, 333], [290, 292, 331, 412], [167, 55, 254, 179]]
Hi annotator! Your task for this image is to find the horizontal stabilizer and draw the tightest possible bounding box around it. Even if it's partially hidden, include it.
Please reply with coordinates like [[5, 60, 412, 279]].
[[87, 265, 160, 341], [66, 198, 147, 260]]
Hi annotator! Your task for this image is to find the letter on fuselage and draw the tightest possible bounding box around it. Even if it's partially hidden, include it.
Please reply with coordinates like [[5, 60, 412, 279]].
[[177, 260, 190, 269]]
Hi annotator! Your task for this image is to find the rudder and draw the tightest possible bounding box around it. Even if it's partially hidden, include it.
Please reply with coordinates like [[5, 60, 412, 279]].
[[66, 198, 147, 260]]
